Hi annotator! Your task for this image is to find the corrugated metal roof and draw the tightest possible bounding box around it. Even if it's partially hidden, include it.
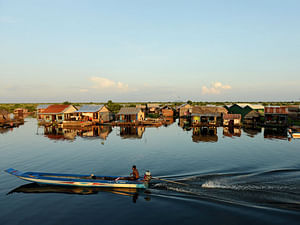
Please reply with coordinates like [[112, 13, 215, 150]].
[[75, 105, 104, 113], [37, 104, 50, 109], [223, 114, 242, 120], [118, 107, 141, 115], [236, 104, 264, 110]]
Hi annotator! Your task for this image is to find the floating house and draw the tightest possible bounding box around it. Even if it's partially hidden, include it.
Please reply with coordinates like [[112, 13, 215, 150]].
[[160, 105, 174, 117], [0, 109, 9, 122], [39, 105, 77, 123], [264, 106, 289, 127], [191, 106, 227, 126], [179, 104, 192, 117], [147, 103, 160, 114], [75, 105, 113, 123], [287, 105, 300, 121], [13, 108, 28, 117], [136, 104, 146, 112], [225, 104, 264, 120], [223, 114, 242, 127], [117, 107, 145, 123], [243, 110, 261, 126], [37, 105, 50, 120]]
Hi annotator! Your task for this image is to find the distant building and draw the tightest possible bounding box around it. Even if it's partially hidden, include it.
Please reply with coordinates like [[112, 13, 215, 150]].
[[191, 106, 227, 126], [178, 104, 192, 117], [264, 106, 289, 127], [37, 105, 50, 120], [244, 110, 261, 126], [160, 105, 174, 117], [117, 107, 145, 122], [225, 103, 264, 120], [223, 114, 242, 127], [75, 105, 113, 123], [39, 105, 77, 123], [0, 109, 10, 122], [147, 103, 160, 114], [13, 108, 28, 117]]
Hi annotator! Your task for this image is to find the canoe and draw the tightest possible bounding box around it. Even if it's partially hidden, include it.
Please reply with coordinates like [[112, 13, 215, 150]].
[[5, 168, 150, 189]]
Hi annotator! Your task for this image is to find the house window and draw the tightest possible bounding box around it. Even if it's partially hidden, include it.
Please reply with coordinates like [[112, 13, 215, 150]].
[[58, 116, 63, 120]]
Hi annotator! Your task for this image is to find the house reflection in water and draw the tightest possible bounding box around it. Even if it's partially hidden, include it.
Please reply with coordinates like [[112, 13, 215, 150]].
[[264, 128, 288, 140], [178, 118, 191, 131], [243, 127, 262, 138], [119, 126, 145, 139], [44, 126, 77, 141], [223, 127, 242, 137], [77, 126, 112, 140], [163, 117, 175, 127], [43, 126, 112, 141], [192, 127, 218, 143]]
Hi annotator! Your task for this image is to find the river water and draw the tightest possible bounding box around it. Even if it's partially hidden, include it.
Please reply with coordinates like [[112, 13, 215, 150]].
[[0, 118, 300, 225]]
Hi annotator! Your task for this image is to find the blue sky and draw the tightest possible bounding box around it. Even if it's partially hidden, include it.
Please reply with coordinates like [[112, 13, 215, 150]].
[[0, 0, 299, 102]]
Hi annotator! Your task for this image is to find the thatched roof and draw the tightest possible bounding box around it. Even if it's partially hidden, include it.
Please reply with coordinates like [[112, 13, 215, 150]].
[[244, 110, 260, 119], [0, 109, 9, 115], [117, 107, 142, 115], [192, 106, 227, 116], [223, 114, 242, 120]]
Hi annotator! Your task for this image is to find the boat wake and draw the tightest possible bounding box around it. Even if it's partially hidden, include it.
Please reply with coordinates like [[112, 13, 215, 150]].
[[151, 169, 300, 211]]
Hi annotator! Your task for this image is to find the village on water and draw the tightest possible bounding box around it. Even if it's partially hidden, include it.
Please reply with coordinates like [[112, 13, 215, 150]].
[[1, 101, 300, 141]]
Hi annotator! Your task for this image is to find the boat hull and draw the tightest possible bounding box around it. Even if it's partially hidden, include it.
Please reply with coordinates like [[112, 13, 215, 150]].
[[5, 168, 148, 189]]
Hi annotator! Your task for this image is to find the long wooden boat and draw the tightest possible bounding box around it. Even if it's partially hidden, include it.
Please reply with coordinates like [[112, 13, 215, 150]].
[[5, 168, 151, 189]]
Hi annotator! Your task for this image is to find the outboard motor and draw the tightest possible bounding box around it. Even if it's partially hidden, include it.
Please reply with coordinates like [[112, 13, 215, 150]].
[[144, 171, 152, 182]]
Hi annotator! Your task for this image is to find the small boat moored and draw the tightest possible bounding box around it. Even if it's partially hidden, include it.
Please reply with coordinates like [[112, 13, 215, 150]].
[[5, 168, 152, 189]]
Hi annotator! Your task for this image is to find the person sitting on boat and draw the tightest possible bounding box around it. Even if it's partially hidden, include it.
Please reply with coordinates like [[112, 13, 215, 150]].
[[115, 165, 139, 181], [129, 165, 139, 180]]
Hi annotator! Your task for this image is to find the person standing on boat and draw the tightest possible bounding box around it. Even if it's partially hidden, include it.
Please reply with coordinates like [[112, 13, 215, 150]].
[[129, 165, 139, 180]]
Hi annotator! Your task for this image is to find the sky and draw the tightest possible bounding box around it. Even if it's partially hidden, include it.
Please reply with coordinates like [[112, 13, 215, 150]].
[[0, 0, 300, 103]]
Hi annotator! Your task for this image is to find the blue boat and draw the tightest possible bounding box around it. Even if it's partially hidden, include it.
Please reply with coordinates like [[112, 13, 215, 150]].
[[5, 168, 152, 189]]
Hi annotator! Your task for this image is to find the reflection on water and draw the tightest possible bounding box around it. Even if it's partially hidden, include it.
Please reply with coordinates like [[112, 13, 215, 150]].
[[264, 127, 288, 140], [37, 122, 295, 143], [1, 118, 300, 225], [223, 127, 241, 138], [163, 117, 175, 127], [40, 125, 112, 141], [8, 183, 149, 203], [119, 126, 145, 139], [192, 127, 218, 142]]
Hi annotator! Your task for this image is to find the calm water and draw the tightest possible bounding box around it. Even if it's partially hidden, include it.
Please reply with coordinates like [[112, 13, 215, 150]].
[[1, 118, 300, 225]]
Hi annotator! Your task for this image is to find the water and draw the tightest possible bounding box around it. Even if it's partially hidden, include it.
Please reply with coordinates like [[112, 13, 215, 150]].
[[1, 118, 300, 225]]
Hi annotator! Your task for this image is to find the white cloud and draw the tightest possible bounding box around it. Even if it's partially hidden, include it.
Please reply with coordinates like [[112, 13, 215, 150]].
[[90, 76, 129, 91], [202, 82, 232, 95]]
